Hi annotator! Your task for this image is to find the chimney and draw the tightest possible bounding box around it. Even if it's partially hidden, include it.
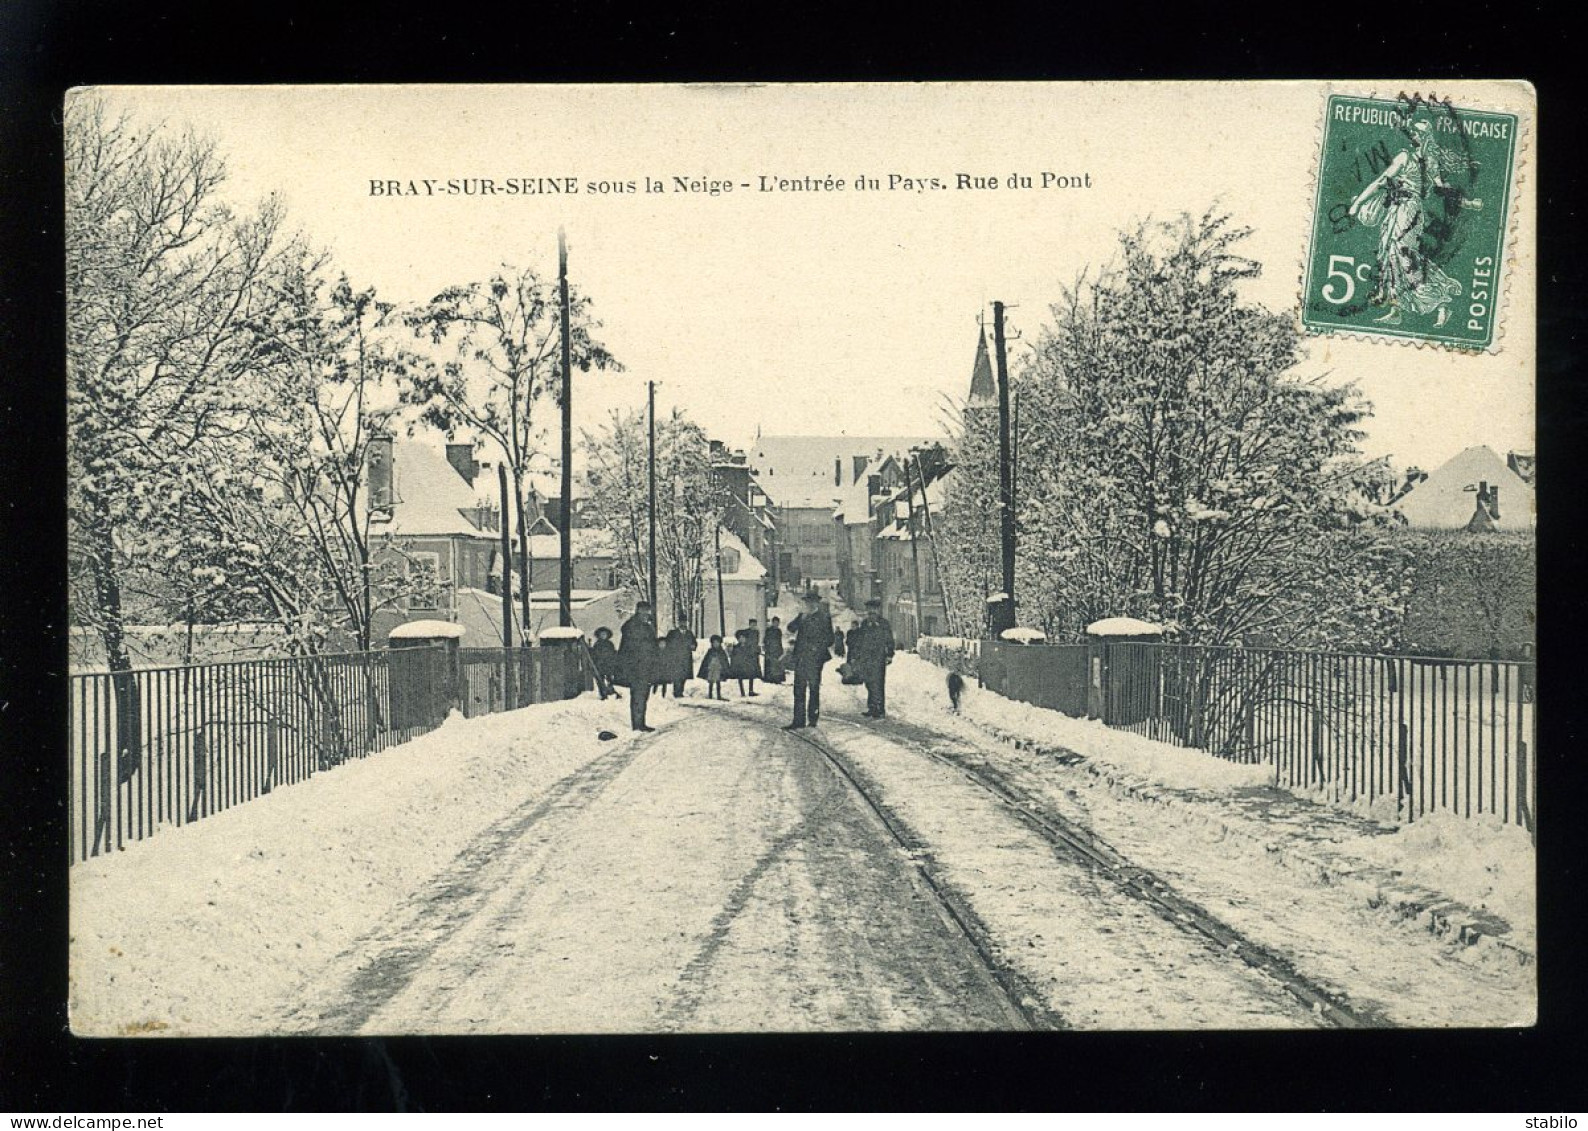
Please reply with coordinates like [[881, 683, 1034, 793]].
[[835, 457, 842, 486], [866, 473, 882, 502], [367, 431, 394, 514], [446, 443, 477, 485], [852, 454, 869, 483], [709, 439, 727, 461]]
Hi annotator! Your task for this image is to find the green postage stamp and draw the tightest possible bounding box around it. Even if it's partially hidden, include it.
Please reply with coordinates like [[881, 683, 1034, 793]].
[[1302, 93, 1520, 350]]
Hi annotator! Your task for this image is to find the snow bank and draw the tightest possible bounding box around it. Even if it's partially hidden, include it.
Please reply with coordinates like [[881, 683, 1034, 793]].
[[1338, 811, 1536, 939], [70, 694, 654, 1035], [889, 653, 1270, 793]]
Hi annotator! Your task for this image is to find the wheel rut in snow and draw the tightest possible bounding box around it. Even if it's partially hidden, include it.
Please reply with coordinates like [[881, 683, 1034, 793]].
[[283, 734, 656, 1034], [849, 712, 1390, 1029], [719, 707, 1062, 1031]]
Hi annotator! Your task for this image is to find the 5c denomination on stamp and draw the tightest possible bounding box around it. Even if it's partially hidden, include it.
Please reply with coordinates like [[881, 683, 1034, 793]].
[[1302, 93, 1519, 350]]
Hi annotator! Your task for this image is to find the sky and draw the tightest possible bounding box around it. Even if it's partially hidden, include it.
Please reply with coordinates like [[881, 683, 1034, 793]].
[[85, 82, 1536, 474]]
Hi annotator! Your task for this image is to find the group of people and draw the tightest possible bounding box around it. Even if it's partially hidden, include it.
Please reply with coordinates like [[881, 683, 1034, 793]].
[[586, 592, 897, 733]]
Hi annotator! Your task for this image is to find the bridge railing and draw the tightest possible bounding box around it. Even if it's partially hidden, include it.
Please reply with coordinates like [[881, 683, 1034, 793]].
[[69, 645, 590, 864]]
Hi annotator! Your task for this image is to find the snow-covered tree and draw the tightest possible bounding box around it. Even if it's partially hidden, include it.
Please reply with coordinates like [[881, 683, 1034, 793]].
[[229, 268, 427, 651], [933, 395, 1002, 638], [946, 209, 1406, 650], [582, 407, 733, 630], [401, 265, 622, 633], [66, 94, 304, 675]]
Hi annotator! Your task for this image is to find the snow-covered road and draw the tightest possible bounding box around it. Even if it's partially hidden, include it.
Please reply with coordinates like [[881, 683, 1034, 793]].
[[285, 706, 1031, 1033], [72, 662, 1532, 1035]]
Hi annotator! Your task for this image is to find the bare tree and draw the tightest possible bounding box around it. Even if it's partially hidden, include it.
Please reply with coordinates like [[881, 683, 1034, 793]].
[[402, 265, 621, 632], [583, 407, 732, 630], [67, 93, 301, 671]]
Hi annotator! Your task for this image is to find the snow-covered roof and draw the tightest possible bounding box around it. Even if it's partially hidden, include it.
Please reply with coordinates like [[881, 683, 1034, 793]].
[[707, 528, 768, 581], [1086, 616, 1165, 637], [526, 527, 617, 560], [748, 435, 933, 509], [526, 588, 621, 607], [389, 619, 467, 640], [831, 475, 878, 524], [1395, 445, 1535, 531], [385, 439, 495, 539]]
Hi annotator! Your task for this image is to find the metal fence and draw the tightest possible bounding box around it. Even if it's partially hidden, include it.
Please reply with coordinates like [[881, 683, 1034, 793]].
[[69, 644, 591, 864], [1099, 643, 1534, 832], [924, 637, 1535, 835]]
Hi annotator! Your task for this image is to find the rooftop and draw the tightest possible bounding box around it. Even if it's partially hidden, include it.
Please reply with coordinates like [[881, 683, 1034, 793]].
[[748, 434, 934, 508]]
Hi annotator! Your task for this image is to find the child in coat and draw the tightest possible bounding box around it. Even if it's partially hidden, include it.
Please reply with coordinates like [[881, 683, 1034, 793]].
[[698, 635, 731, 700]]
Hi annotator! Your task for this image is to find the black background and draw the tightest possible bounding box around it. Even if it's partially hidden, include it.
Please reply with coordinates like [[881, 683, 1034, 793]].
[[2, 0, 1584, 1112]]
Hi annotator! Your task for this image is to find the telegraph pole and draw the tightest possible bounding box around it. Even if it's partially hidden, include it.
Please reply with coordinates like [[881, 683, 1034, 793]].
[[714, 523, 727, 636], [498, 462, 516, 696], [557, 228, 574, 629], [992, 301, 1016, 635], [647, 380, 659, 614]]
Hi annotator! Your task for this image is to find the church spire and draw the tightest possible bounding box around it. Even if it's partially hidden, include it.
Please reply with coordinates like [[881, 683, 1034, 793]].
[[967, 328, 996, 407]]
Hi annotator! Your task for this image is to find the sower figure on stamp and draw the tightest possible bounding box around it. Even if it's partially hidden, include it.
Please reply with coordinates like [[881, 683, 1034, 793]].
[[1348, 117, 1480, 329], [785, 592, 834, 730], [850, 598, 897, 719], [617, 600, 659, 732]]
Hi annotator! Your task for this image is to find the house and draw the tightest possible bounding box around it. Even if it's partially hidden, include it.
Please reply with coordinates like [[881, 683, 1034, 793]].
[[747, 434, 933, 583], [708, 440, 782, 589], [1393, 444, 1536, 659], [1394, 444, 1535, 531], [699, 528, 769, 638], [369, 435, 621, 646]]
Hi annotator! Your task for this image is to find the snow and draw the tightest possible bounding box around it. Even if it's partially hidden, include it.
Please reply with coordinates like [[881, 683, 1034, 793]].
[[999, 627, 1047, 643], [1085, 616, 1165, 637], [886, 654, 1269, 793], [69, 694, 693, 1035], [897, 650, 1537, 968], [388, 619, 465, 639], [536, 626, 585, 641], [1338, 811, 1537, 939]]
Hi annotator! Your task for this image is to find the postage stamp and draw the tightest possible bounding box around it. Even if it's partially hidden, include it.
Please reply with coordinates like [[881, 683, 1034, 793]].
[[1302, 93, 1520, 350]]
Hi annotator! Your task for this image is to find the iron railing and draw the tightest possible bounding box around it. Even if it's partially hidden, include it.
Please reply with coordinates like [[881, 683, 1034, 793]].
[[1099, 643, 1533, 831], [922, 637, 1535, 834], [69, 644, 591, 864]]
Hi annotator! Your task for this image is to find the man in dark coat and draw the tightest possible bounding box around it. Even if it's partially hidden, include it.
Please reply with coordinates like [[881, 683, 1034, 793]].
[[617, 601, 659, 732], [784, 593, 834, 729], [663, 625, 694, 698], [762, 617, 785, 684], [850, 599, 897, 718]]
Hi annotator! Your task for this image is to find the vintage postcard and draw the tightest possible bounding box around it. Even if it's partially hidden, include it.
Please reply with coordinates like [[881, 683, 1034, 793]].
[[66, 82, 1536, 1036]]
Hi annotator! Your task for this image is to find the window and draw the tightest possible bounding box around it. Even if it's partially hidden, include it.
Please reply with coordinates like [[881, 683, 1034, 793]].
[[718, 546, 741, 574], [407, 551, 442, 610]]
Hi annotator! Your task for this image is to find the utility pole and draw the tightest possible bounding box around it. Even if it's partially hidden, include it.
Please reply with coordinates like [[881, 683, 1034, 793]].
[[647, 380, 659, 615], [903, 458, 925, 644], [558, 228, 574, 629], [497, 462, 516, 699], [714, 523, 727, 636], [992, 300, 1016, 636]]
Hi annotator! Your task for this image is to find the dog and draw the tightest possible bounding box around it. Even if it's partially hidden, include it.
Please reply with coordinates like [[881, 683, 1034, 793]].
[[946, 671, 965, 713]]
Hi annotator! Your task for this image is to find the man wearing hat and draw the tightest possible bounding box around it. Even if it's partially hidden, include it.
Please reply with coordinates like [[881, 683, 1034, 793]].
[[784, 591, 834, 729], [849, 598, 896, 719], [617, 600, 660, 732]]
